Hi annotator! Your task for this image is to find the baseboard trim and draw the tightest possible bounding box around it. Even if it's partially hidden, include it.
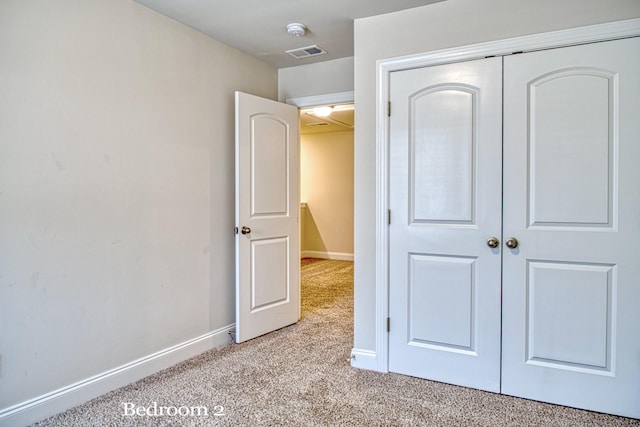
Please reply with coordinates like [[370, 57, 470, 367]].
[[301, 251, 354, 261], [0, 324, 235, 427], [350, 348, 379, 371]]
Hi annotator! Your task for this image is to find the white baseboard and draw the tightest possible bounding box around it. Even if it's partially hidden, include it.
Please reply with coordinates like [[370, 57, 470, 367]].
[[301, 250, 354, 261], [350, 348, 378, 371], [0, 324, 235, 427]]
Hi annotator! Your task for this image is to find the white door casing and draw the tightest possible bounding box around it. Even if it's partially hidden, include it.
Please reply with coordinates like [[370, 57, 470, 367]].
[[501, 37, 640, 418], [235, 91, 300, 344], [388, 57, 503, 392]]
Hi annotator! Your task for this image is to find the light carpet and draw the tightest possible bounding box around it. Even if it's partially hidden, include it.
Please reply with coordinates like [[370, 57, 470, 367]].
[[33, 259, 639, 426]]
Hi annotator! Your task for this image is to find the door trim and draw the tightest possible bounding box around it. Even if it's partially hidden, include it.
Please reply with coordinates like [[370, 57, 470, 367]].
[[374, 18, 640, 373], [286, 91, 354, 108]]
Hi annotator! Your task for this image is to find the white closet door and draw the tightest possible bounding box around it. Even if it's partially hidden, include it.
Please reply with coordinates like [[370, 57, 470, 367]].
[[502, 37, 640, 418], [388, 58, 503, 392]]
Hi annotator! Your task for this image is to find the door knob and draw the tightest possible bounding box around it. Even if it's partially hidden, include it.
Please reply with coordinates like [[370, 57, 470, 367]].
[[505, 237, 519, 249], [241, 226, 251, 235], [487, 237, 500, 248]]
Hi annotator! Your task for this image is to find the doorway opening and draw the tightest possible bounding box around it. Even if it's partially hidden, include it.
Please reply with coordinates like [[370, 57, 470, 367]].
[[287, 92, 355, 318], [299, 102, 354, 263]]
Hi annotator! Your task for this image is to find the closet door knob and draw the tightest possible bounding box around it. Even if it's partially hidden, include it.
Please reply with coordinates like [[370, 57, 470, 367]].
[[241, 226, 252, 235], [505, 237, 519, 249], [487, 237, 500, 248]]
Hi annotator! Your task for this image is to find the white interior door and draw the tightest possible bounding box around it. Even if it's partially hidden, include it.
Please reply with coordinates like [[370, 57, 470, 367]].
[[235, 91, 300, 344], [388, 57, 503, 392], [501, 37, 640, 418]]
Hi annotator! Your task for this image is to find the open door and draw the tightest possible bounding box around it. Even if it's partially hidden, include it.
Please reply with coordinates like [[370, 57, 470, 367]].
[[235, 91, 300, 343]]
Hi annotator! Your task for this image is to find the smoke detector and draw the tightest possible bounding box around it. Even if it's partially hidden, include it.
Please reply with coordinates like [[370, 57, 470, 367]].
[[286, 23, 307, 37]]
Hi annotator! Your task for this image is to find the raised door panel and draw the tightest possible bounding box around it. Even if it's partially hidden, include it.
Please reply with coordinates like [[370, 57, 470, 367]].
[[529, 70, 615, 228], [251, 237, 290, 311], [526, 261, 614, 373], [251, 115, 289, 217], [411, 86, 476, 224], [408, 254, 476, 352]]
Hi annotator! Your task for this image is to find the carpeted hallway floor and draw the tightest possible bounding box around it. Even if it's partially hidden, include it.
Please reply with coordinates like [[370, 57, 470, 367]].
[[33, 259, 639, 426]]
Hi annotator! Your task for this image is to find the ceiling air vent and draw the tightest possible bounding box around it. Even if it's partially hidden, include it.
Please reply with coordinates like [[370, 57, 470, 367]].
[[286, 45, 327, 59]]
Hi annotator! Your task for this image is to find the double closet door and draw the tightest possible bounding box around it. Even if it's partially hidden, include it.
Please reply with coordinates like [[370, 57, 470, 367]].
[[388, 37, 640, 418]]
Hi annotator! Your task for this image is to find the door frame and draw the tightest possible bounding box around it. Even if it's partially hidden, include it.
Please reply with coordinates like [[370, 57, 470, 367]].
[[374, 18, 640, 373], [286, 91, 354, 109], [287, 91, 356, 263]]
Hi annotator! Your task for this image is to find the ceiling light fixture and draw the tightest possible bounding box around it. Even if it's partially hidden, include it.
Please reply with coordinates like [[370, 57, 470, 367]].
[[286, 23, 307, 37], [311, 106, 333, 117]]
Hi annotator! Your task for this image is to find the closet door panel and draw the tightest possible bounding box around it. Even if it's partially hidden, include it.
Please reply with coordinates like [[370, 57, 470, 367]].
[[528, 71, 613, 227], [388, 57, 503, 392], [502, 37, 640, 419]]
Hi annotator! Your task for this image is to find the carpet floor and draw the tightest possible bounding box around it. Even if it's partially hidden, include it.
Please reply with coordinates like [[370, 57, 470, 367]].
[[33, 259, 639, 426]]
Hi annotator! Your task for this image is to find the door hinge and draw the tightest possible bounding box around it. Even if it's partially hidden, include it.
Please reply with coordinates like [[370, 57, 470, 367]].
[[387, 101, 391, 117], [388, 209, 391, 225], [387, 317, 390, 332], [234, 227, 239, 235]]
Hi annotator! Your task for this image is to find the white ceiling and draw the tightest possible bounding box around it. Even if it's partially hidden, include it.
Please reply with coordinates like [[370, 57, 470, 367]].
[[300, 105, 354, 135], [134, 0, 444, 68]]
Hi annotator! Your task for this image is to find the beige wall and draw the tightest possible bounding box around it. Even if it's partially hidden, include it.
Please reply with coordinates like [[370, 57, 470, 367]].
[[353, 0, 640, 351], [0, 0, 276, 417], [278, 57, 354, 102], [301, 130, 354, 258]]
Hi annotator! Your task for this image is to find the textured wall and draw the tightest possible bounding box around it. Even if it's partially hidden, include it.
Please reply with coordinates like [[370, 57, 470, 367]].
[[0, 0, 276, 409]]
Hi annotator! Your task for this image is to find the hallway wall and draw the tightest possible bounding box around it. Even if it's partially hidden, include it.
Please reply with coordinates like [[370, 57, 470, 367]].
[[278, 57, 354, 102], [300, 130, 354, 260]]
